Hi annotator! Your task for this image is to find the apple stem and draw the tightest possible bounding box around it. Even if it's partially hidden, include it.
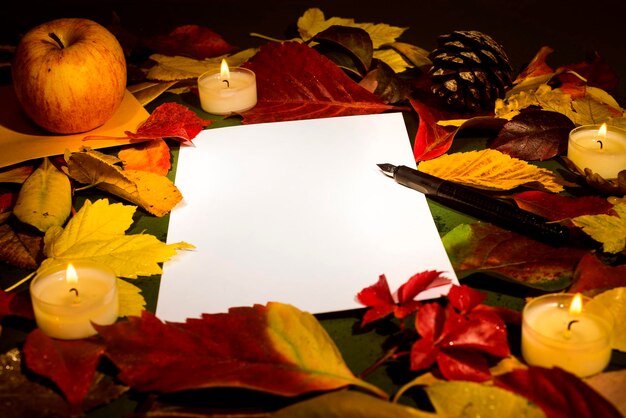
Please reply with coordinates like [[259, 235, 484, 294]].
[[48, 32, 65, 49]]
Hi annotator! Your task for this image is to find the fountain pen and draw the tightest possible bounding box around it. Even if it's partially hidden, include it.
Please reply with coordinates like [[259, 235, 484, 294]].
[[377, 163, 569, 246]]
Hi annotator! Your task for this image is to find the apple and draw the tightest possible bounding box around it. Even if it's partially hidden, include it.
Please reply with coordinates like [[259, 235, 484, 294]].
[[11, 18, 127, 134]]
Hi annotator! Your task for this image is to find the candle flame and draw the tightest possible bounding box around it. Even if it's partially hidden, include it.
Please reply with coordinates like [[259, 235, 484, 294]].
[[66, 263, 78, 285], [598, 123, 607, 138], [220, 59, 230, 81], [569, 293, 583, 315]]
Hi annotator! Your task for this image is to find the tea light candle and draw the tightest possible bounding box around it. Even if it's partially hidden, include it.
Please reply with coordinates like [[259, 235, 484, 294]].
[[567, 123, 626, 179], [30, 262, 119, 340], [522, 293, 613, 377], [198, 59, 257, 115]]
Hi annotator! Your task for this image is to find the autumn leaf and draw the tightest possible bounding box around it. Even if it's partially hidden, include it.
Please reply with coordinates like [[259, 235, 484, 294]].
[[586, 370, 626, 417], [0, 223, 43, 270], [311, 25, 373, 75], [13, 158, 71, 233], [118, 139, 171, 176], [571, 203, 626, 253], [494, 367, 622, 418], [0, 164, 34, 183], [489, 109, 575, 161], [117, 279, 145, 317], [241, 42, 395, 124], [0, 289, 33, 321], [40, 199, 193, 279], [128, 80, 178, 106], [418, 149, 565, 192], [569, 253, 626, 296], [95, 304, 386, 398], [145, 25, 235, 60], [22, 330, 106, 411], [442, 223, 588, 290], [411, 98, 459, 161], [67, 149, 182, 217], [512, 191, 614, 222], [586, 287, 626, 351]]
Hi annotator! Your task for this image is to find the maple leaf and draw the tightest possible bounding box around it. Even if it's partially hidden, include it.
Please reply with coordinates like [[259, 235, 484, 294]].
[[569, 252, 626, 296], [418, 149, 565, 192], [124, 102, 213, 145], [40, 198, 193, 279], [443, 223, 588, 291], [587, 287, 626, 352], [512, 191, 614, 222], [495, 367, 622, 418], [118, 138, 172, 176], [571, 203, 626, 253], [145, 25, 235, 60], [67, 149, 182, 217], [22, 330, 106, 411], [95, 303, 386, 398], [241, 42, 395, 124], [356, 271, 451, 326], [117, 279, 146, 317]]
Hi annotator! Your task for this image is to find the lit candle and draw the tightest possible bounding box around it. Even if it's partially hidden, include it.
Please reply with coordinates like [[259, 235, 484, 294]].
[[197, 59, 257, 115], [30, 262, 119, 339], [567, 123, 626, 179], [521, 293, 613, 377]]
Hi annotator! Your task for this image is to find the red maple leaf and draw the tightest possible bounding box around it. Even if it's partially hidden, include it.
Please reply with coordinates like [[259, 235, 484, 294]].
[[240, 42, 396, 124], [124, 102, 213, 144], [146, 25, 236, 60], [356, 271, 451, 327], [409, 284, 511, 382]]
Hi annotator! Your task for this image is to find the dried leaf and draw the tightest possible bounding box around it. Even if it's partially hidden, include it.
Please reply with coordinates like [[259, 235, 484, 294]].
[[569, 253, 626, 296], [95, 304, 386, 398], [426, 380, 546, 418], [418, 149, 564, 192], [128, 80, 178, 106], [586, 287, 626, 351], [117, 278, 145, 317], [40, 199, 193, 279], [442, 223, 587, 290], [0, 223, 43, 269], [118, 139, 171, 176], [67, 149, 181, 217], [571, 203, 626, 253], [0, 164, 34, 183], [145, 25, 235, 60], [512, 191, 614, 222], [13, 158, 71, 232], [360, 59, 411, 104], [489, 109, 575, 161], [241, 42, 394, 124], [312, 25, 373, 73]]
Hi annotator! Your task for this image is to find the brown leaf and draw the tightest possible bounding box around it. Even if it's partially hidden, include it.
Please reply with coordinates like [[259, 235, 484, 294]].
[[0, 223, 42, 269], [312, 25, 373, 73]]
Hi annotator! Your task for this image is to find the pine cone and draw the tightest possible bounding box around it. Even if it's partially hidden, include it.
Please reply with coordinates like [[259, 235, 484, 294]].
[[428, 30, 514, 112]]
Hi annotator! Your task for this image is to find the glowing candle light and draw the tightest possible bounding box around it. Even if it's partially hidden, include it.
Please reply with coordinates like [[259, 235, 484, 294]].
[[197, 59, 257, 115], [567, 123, 626, 179]]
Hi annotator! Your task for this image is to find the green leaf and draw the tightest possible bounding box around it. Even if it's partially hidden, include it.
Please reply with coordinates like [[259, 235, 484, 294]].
[[13, 158, 71, 232], [571, 203, 626, 253], [426, 381, 546, 418]]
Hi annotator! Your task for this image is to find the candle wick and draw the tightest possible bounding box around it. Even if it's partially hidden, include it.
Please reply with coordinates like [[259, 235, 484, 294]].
[[222, 79, 230, 88], [567, 319, 579, 331], [597, 139, 603, 149], [69, 287, 79, 297]]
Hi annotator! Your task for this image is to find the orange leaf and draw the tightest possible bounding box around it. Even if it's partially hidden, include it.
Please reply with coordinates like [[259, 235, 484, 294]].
[[118, 139, 171, 176]]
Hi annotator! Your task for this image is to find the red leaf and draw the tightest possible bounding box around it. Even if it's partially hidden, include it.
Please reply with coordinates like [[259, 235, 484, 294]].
[[23, 330, 106, 411], [414, 302, 447, 342], [569, 252, 626, 296], [146, 25, 235, 59], [513, 46, 555, 83], [444, 313, 510, 358], [241, 42, 395, 124], [125, 102, 213, 144], [0, 191, 17, 213], [0, 290, 34, 320], [410, 336, 438, 370], [436, 349, 491, 382], [495, 367, 622, 418], [411, 98, 458, 162], [513, 191, 614, 222], [356, 274, 395, 326], [558, 53, 619, 92], [397, 270, 450, 305], [447, 284, 486, 314]]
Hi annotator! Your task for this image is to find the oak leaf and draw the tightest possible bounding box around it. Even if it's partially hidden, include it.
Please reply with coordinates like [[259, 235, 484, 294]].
[[118, 139, 171, 176], [571, 203, 626, 253], [95, 303, 386, 398], [418, 149, 564, 192], [67, 149, 181, 217], [39, 199, 193, 279]]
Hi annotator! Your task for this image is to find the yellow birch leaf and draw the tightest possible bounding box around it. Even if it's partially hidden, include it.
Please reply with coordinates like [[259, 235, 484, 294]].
[[13, 158, 71, 232], [40, 198, 194, 279], [571, 203, 626, 253], [67, 149, 181, 217], [117, 278, 146, 317], [418, 149, 564, 192]]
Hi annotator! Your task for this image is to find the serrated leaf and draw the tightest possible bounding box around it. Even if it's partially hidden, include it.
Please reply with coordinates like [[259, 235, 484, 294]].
[[117, 278, 146, 317], [586, 287, 626, 351], [67, 149, 181, 217], [418, 149, 564, 192], [40, 199, 193, 279], [426, 380, 546, 418], [146, 49, 257, 81], [571, 203, 626, 253], [13, 158, 71, 232]]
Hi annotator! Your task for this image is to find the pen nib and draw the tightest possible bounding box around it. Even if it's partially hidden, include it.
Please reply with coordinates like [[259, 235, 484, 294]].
[[377, 163, 396, 177]]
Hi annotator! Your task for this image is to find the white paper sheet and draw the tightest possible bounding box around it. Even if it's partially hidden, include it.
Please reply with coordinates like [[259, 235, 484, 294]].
[[157, 113, 458, 321]]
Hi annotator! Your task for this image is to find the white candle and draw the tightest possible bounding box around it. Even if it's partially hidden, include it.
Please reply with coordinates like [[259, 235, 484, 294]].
[[198, 59, 257, 115], [521, 293, 613, 377], [567, 123, 626, 179], [30, 262, 119, 340]]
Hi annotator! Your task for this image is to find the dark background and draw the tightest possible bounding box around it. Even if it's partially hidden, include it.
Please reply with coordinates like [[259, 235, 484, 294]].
[[2, 0, 626, 105]]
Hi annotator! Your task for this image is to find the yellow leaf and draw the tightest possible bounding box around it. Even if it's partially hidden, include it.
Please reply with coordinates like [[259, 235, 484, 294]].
[[372, 49, 413, 74], [587, 287, 626, 351], [117, 278, 146, 317], [381, 42, 431, 69], [13, 158, 71, 232], [418, 149, 564, 192], [297, 8, 407, 48], [146, 49, 258, 81], [571, 203, 626, 253], [40, 198, 194, 279], [67, 149, 182, 217], [128, 81, 178, 106]]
